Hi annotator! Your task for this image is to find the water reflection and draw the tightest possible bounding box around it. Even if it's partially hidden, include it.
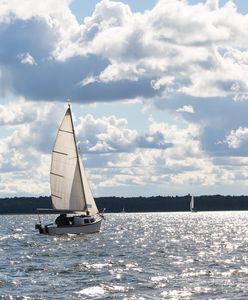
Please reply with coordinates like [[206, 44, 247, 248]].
[[0, 212, 248, 299]]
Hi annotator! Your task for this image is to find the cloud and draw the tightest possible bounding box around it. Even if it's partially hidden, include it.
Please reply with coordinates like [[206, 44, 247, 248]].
[[76, 114, 137, 153], [18, 53, 37, 65], [1, 99, 247, 197], [224, 127, 248, 149], [153, 93, 248, 158], [0, 100, 63, 170], [0, 100, 65, 152], [89, 119, 239, 194], [0, 0, 248, 103], [0, 104, 172, 195], [0, 102, 204, 195], [76, 114, 172, 153], [0, 15, 156, 102], [0, 99, 38, 125], [1, 0, 248, 196], [0, 101, 64, 196], [176, 105, 194, 113]]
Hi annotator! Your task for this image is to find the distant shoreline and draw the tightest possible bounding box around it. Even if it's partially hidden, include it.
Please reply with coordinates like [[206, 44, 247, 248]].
[[0, 195, 248, 214]]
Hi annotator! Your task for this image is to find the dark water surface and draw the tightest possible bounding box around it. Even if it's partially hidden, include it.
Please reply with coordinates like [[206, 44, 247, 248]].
[[0, 212, 248, 299]]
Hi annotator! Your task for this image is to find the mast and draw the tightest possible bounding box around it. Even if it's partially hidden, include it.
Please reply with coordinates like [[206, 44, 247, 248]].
[[67, 104, 88, 211]]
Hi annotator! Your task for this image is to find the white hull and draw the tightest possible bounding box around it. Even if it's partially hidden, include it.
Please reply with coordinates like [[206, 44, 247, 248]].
[[36, 218, 102, 235]]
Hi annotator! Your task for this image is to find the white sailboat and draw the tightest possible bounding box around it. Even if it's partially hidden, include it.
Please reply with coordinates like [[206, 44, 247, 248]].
[[190, 194, 197, 212], [35, 105, 104, 235]]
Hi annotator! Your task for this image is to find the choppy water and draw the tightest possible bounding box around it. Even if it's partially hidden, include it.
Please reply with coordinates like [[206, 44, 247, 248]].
[[1, 212, 248, 299]]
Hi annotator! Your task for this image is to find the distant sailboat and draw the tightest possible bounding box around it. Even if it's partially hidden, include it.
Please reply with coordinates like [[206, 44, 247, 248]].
[[35, 105, 104, 235], [190, 195, 197, 212]]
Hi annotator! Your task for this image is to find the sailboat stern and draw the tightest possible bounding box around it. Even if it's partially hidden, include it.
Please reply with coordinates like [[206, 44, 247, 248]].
[[35, 223, 49, 234]]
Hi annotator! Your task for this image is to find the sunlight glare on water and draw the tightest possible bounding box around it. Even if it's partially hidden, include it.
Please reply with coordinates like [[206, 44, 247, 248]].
[[0, 212, 248, 299]]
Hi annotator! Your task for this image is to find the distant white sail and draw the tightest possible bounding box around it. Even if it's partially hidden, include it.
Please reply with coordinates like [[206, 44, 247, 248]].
[[190, 195, 194, 212], [50, 107, 98, 215]]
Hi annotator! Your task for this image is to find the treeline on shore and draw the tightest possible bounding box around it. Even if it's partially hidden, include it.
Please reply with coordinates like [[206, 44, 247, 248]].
[[0, 195, 248, 214]]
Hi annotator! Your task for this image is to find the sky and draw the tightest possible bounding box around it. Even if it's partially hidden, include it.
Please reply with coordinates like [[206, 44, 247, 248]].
[[0, 0, 248, 198]]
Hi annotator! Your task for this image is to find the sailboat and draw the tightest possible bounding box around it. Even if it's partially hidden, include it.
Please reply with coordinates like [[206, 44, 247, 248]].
[[190, 194, 197, 213], [35, 105, 104, 235]]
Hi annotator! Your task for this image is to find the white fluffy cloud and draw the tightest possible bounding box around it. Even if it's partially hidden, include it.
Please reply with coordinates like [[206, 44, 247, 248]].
[[225, 127, 248, 149], [76, 114, 137, 152], [18, 53, 37, 65], [0, 103, 214, 196], [0, 99, 38, 125], [1, 0, 248, 196], [176, 105, 195, 113], [73, 0, 248, 98], [1, 99, 247, 197], [76, 114, 172, 153], [0, 0, 248, 102], [0, 103, 172, 195], [0, 101, 64, 196], [90, 119, 241, 194]]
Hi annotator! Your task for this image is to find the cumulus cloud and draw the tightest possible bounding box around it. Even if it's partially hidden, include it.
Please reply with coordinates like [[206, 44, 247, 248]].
[[0, 103, 209, 196], [90, 119, 239, 195], [0, 101, 65, 196], [76, 114, 172, 153], [0, 0, 247, 103], [153, 93, 248, 158], [1, 0, 248, 196], [225, 127, 248, 149], [1, 99, 247, 196], [0, 99, 38, 125], [0, 104, 172, 195], [18, 53, 37, 65], [176, 105, 195, 113], [0, 100, 62, 169]]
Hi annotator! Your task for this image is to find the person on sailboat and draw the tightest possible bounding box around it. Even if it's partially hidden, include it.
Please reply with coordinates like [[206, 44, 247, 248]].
[[55, 214, 70, 226]]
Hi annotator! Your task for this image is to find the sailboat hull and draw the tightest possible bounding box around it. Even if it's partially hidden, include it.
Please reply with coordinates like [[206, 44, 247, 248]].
[[36, 218, 102, 235]]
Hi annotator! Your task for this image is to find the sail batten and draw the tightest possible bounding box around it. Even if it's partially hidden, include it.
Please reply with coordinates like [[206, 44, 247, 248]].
[[50, 172, 64, 178], [52, 150, 68, 156], [51, 194, 63, 199], [58, 129, 73, 134], [50, 106, 99, 215]]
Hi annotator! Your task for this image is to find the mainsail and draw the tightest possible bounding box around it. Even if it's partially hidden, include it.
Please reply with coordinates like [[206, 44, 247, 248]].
[[50, 106, 98, 215]]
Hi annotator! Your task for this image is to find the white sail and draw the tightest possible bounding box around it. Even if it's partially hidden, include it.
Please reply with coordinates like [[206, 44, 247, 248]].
[[190, 195, 194, 211], [79, 158, 98, 215], [50, 106, 98, 214]]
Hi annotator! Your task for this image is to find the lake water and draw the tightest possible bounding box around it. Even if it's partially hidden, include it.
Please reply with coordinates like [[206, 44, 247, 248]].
[[0, 212, 248, 299]]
